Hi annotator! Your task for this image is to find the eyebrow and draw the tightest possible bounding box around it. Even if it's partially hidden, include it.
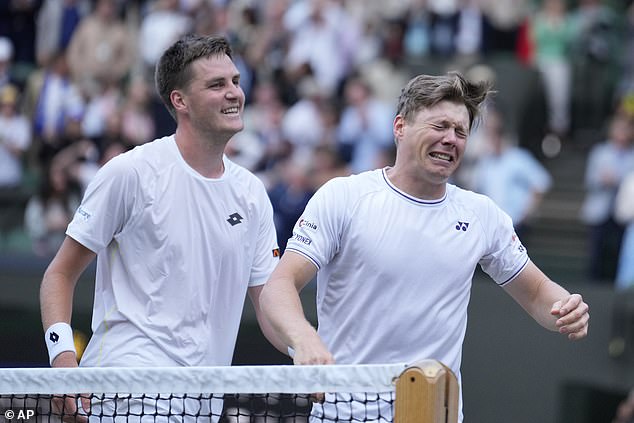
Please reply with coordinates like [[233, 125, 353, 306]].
[[429, 118, 468, 129], [206, 73, 240, 83]]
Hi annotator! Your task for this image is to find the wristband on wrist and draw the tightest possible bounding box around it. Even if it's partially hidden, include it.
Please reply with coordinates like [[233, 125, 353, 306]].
[[45, 322, 76, 366]]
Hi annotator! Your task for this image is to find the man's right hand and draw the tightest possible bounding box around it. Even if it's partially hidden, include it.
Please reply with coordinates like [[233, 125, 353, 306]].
[[291, 331, 335, 366], [51, 352, 90, 423]]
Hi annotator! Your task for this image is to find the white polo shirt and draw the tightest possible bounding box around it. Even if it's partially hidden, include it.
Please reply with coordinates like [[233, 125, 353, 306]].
[[67, 135, 279, 367], [286, 168, 529, 422]]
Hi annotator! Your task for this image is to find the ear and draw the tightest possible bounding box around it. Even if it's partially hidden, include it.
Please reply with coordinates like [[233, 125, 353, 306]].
[[393, 115, 405, 143], [170, 90, 187, 114]]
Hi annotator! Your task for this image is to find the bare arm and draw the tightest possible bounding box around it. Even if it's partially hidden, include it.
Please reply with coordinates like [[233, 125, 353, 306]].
[[260, 251, 335, 364], [40, 236, 96, 366], [503, 260, 589, 340], [248, 284, 290, 355], [40, 236, 95, 421]]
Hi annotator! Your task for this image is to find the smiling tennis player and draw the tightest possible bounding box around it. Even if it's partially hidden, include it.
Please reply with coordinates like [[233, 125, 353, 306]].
[[40, 34, 286, 422]]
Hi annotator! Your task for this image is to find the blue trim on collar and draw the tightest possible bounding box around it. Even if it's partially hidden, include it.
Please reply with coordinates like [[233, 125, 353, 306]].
[[381, 168, 447, 205]]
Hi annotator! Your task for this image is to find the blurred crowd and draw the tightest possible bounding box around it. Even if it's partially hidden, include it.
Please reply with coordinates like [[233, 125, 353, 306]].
[[0, 0, 633, 288]]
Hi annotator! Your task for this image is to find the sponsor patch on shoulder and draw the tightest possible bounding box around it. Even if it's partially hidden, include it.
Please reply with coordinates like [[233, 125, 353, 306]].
[[76, 206, 92, 221], [298, 218, 318, 231]]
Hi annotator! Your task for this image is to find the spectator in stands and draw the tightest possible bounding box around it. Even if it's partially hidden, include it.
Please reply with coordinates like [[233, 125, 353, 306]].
[[80, 78, 122, 142], [268, 154, 314, 252], [281, 77, 331, 159], [138, 0, 192, 78], [241, 0, 294, 104], [480, 0, 531, 54], [308, 144, 350, 191], [25, 162, 81, 257], [138, 0, 191, 138], [569, 0, 621, 130], [336, 74, 395, 173], [0, 0, 41, 70], [21, 48, 84, 169], [66, 0, 136, 98], [580, 112, 634, 283], [35, 0, 90, 67], [454, 0, 489, 60], [0, 84, 32, 190], [403, 0, 431, 60], [0, 36, 22, 91], [472, 106, 552, 240], [261, 71, 589, 423], [119, 75, 155, 147], [615, 170, 634, 290], [426, 0, 460, 57], [530, 0, 576, 142], [242, 79, 291, 175], [283, 0, 360, 96]]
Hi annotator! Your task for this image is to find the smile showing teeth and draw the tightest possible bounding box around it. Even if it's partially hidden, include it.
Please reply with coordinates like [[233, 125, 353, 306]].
[[430, 152, 452, 162], [221, 107, 239, 114]]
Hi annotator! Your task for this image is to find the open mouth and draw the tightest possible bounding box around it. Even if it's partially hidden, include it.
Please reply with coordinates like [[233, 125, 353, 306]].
[[221, 106, 240, 115], [429, 152, 453, 162]]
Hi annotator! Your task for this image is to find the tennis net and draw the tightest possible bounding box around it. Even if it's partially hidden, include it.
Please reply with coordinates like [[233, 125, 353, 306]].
[[0, 360, 457, 423]]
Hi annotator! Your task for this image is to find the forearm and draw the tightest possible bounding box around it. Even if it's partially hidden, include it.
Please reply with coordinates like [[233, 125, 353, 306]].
[[527, 277, 572, 331], [249, 284, 294, 355], [40, 237, 95, 331], [505, 261, 571, 331], [260, 277, 318, 350], [40, 263, 80, 367], [40, 268, 76, 330]]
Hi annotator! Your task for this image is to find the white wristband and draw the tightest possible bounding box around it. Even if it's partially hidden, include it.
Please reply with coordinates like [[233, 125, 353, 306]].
[[45, 322, 76, 366]]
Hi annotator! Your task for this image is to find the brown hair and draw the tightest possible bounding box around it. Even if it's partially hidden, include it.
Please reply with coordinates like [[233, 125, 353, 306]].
[[396, 71, 493, 130], [155, 35, 233, 120]]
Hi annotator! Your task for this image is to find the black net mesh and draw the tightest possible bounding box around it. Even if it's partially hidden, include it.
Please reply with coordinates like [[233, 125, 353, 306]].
[[1, 391, 396, 422]]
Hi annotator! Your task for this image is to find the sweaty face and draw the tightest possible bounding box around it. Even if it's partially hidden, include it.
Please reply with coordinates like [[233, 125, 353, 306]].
[[394, 100, 470, 187], [180, 54, 245, 139]]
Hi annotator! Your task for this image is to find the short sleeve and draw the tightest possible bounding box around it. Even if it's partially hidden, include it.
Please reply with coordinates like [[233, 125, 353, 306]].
[[478, 199, 529, 285], [66, 154, 138, 253], [284, 178, 348, 269], [248, 179, 280, 287]]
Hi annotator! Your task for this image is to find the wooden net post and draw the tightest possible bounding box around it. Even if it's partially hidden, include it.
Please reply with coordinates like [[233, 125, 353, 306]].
[[394, 359, 459, 423]]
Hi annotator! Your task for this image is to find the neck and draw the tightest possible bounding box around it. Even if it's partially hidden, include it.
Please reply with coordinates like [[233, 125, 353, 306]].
[[174, 127, 227, 178]]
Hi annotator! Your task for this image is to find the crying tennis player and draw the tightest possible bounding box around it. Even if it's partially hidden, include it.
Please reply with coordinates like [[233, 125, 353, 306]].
[[260, 71, 589, 423]]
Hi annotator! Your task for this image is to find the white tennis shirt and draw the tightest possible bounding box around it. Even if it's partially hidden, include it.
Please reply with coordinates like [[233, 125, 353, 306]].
[[287, 168, 529, 421], [67, 135, 279, 367]]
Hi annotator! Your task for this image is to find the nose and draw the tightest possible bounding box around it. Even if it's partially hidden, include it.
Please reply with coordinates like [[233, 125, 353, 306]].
[[226, 83, 243, 100], [442, 127, 459, 144]]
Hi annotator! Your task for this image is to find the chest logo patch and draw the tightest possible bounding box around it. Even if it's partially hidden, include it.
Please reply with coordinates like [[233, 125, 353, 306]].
[[455, 221, 469, 231], [227, 212, 244, 226]]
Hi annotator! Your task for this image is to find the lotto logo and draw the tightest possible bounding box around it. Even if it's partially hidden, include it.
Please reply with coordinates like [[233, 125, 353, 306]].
[[226, 212, 244, 226]]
